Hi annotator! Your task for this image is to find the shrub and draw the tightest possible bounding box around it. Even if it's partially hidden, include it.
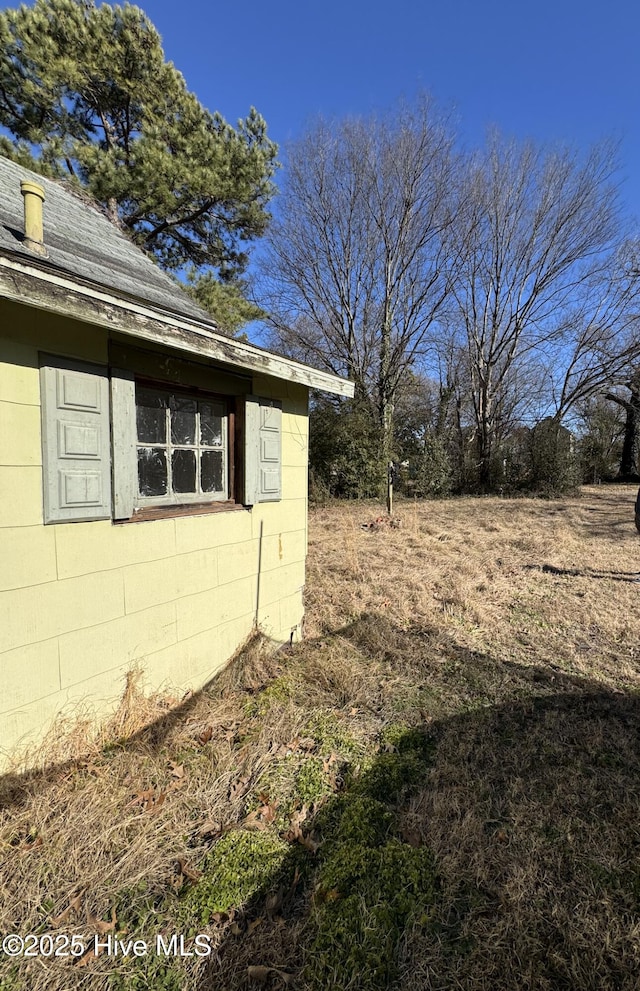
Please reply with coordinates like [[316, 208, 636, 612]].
[[309, 396, 385, 499], [530, 418, 580, 494]]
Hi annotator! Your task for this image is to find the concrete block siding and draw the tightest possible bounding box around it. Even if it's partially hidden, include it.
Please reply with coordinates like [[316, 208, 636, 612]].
[[0, 322, 309, 759]]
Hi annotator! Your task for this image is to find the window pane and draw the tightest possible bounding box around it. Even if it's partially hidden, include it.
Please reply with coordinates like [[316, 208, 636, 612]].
[[138, 448, 167, 496], [200, 402, 224, 447], [171, 397, 196, 445], [136, 390, 166, 444], [172, 449, 197, 493], [201, 450, 224, 493]]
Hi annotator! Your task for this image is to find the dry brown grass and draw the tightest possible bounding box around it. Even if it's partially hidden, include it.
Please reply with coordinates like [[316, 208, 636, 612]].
[[1, 485, 639, 990], [305, 486, 640, 990], [306, 487, 640, 685]]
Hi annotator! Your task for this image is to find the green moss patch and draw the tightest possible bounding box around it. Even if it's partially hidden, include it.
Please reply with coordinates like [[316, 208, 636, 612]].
[[308, 840, 437, 990], [180, 830, 290, 925], [304, 711, 364, 760], [303, 726, 438, 990], [242, 676, 294, 718], [109, 958, 182, 991]]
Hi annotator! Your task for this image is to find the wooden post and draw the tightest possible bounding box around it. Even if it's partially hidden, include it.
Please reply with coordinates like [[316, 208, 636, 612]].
[[387, 461, 393, 516]]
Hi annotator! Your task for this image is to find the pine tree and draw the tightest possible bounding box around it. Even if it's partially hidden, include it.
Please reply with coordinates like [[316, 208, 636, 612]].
[[185, 271, 265, 338], [0, 0, 277, 328]]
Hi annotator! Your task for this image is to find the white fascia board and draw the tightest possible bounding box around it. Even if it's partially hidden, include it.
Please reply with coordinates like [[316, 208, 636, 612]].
[[0, 253, 355, 398]]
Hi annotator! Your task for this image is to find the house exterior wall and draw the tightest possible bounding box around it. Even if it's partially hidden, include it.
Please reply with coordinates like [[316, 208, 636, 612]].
[[0, 300, 309, 761]]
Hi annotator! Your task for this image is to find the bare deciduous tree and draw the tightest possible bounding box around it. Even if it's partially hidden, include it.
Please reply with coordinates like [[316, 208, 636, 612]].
[[259, 106, 638, 493], [258, 96, 456, 462], [446, 134, 632, 486]]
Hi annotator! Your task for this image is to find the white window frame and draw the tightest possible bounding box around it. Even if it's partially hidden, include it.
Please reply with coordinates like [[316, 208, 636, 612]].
[[134, 382, 229, 508]]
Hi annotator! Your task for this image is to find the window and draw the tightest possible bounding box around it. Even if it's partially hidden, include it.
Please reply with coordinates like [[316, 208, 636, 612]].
[[135, 385, 228, 505], [39, 356, 283, 524]]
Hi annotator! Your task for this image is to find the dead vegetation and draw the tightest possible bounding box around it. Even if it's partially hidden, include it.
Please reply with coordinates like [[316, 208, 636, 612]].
[[1, 485, 639, 990]]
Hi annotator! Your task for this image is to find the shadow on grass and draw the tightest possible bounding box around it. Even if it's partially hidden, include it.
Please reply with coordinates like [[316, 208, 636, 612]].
[[178, 614, 640, 991], [2, 615, 640, 991], [524, 563, 640, 583], [186, 671, 640, 991], [577, 492, 639, 538], [0, 633, 285, 812], [187, 723, 438, 991]]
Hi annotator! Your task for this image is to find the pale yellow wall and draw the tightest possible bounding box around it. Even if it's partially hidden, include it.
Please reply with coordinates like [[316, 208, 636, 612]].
[[0, 303, 309, 763]]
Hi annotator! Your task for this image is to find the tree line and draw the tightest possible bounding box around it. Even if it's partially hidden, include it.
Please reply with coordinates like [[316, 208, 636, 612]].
[[258, 101, 640, 496], [2, 2, 638, 496]]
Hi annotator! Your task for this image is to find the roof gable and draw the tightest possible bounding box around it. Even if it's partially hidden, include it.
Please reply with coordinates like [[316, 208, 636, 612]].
[[0, 156, 209, 323], [0, 154, 354, 398]]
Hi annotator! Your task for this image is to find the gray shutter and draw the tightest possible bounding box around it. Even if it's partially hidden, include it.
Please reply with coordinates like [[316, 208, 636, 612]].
[[244, 396, 282, 504], [110, 368, 136, 519], [40, 357, 112, 523]]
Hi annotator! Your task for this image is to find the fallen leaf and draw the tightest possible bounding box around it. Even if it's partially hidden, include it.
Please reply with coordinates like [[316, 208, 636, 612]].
[[322, 753, 340, 775], [198, 726, 213, 746], [50, 890, 85, 926], [126, 787, 167, 813], [261, 801, 278, 823], [285, 818, 320, 849], [243, 809, 268, 831], [285, 806, 308, 835], [248, 964, 295, 985], [229, 775, 250, 802], [176, 857, 202, 883], [168, 762, 185, 779], [86, 905, 117, 935], [75, 947, 100, 967], [198, 819, 224, 839], [243, 800, 278, 830], [248, 965, 272, 983], [126, 787, 154, 808], [299, 831, 320, 854]]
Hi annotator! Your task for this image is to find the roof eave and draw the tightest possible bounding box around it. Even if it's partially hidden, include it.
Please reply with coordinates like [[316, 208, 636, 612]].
[[0, 252, 355, 398]]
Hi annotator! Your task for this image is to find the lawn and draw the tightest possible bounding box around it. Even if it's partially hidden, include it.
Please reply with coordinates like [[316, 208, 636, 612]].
[[1, 486, 639, 990]]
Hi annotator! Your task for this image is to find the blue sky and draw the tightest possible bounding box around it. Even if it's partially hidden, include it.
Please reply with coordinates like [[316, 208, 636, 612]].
[[0, 0, 637, 224], [136, 0, 640, 222]]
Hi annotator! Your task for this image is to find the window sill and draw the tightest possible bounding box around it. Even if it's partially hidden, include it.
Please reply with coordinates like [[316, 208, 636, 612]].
[[116, 501, 247, 523]]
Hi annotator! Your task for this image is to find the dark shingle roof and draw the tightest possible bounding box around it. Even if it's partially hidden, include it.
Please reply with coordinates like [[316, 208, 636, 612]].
[[0, 155, 212, 324]]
